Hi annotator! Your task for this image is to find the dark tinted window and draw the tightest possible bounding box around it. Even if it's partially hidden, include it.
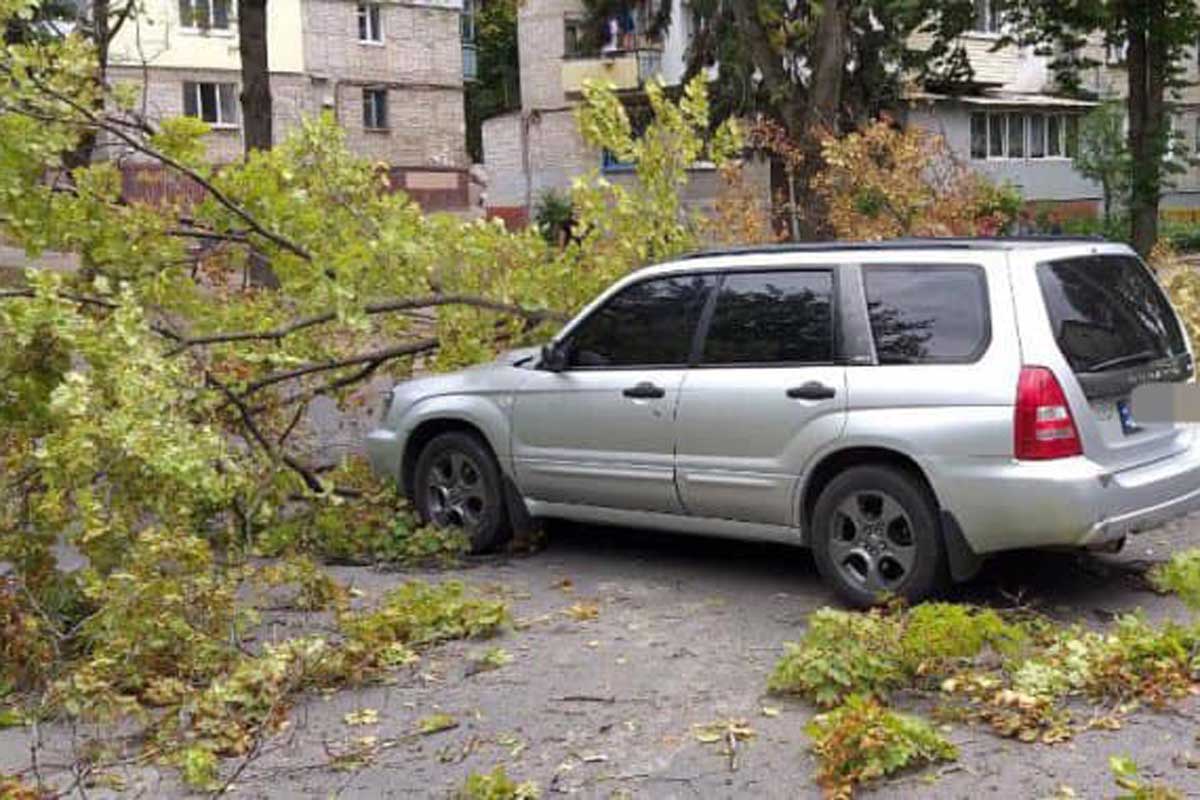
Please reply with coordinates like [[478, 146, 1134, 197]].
[[1037, 255, 1188, 373], [567, 274, 712, 367], [865, 266, 989, 363], [702, 271, 834, 364]]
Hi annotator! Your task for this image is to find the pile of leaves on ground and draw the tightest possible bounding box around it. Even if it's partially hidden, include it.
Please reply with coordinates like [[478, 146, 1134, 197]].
[[769, 553, 1200, 798]]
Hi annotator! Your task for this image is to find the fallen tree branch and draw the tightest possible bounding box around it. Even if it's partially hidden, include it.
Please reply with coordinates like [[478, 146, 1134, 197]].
[[6, 69, 312, 263], [0, 288, 184, 341], [238, 338, 439, 399], [166, 294, 564, 354]]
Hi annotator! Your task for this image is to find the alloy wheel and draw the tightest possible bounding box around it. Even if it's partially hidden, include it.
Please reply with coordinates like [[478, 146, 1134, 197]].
[[828, 489, 917, 594], [424, 450, 488, 530]]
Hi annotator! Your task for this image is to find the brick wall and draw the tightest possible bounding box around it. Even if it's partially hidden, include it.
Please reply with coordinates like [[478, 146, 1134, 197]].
[[303, 0, 468, 168], [516, 0, 578, 111]]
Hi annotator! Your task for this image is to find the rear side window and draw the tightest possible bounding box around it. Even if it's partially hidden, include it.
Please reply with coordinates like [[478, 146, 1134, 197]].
[[567, 274, 713, 367], [864, 265, 990, 364], [1037, 254, 1188, 373], [702, 271, 834, 365]]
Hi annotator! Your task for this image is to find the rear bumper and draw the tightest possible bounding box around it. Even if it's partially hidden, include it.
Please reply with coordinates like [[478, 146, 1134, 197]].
[[929, 430, 1200, 554]]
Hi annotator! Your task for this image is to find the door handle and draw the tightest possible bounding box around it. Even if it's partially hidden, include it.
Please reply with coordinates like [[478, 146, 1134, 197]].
[[623, 381, 666, 399], [786, 381, 837, 401]]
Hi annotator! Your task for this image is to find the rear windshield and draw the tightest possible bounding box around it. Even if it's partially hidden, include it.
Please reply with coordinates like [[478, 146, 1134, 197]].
[[1036, 255, 1188, 374]]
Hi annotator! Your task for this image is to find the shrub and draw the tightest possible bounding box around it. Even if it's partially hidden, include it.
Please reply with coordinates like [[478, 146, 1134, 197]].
[[806, 694, 957, 797]]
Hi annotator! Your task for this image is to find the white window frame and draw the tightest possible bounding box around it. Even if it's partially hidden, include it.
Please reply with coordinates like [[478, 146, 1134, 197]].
[[362, 87, 388, 131], [179, 0, 231, 32], [968, 111, 1077, 162], [182, 81, 239, 128], [357, 3, 383, 44]]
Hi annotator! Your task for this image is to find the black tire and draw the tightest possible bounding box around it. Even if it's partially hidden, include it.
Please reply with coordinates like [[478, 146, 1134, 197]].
[[810, 465, 948, 608], [412, 431, 510, 553]]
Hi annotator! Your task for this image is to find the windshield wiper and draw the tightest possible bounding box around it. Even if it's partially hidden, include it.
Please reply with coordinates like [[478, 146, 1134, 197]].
[[1082, 350, 1159, 373]]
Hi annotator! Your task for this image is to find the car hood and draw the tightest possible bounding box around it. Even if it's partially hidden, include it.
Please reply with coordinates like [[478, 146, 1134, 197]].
[[384, 346, 539, 416]]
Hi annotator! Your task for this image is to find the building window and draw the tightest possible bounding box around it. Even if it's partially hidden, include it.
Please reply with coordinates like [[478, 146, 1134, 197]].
[[362, 88, 388, 130], [988, 113, 1005, 157], [969, 111, 1080, 161], [564, 17, 588, 57], [357, 3, 382, 43], [970, 112, 987, 159], [182, 81, 238, 126], [179, 0, 230, 30], [973, 0, 1001, 33], [1028, 113, 1045, 158], [1007, 113, 1025, 158], [1106, 39, 1128, 66], [1194, 117, 1200, 153]]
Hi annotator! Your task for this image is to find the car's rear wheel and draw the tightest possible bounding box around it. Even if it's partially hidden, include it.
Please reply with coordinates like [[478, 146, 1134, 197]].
[[811, 465, 947, 607], [413, 431, 509, 553]]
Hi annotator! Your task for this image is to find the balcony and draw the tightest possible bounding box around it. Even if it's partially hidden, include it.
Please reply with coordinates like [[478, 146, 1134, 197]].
[[562, 46, 664, 97]]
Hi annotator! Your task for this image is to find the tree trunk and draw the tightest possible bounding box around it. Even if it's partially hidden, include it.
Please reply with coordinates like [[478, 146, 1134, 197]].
[[1125, 13, 1163, 256], [238, 0, 272, 154], [63, 0, 109, 170]]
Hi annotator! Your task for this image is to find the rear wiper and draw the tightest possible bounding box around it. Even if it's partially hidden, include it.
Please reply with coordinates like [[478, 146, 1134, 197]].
[[1081, 350, 1159, 373]]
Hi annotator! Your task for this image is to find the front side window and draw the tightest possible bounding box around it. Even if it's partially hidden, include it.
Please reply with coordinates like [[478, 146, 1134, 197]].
[[702, 271, 834, 365], [1037, 255, 1188, 374], [362, 88, 388, 130], [179, 0, 230, 29], [182, 81, 238, 126], [567, 274, 713, 368], [865, 266, 990, 364], [357, 3, 382, 42]]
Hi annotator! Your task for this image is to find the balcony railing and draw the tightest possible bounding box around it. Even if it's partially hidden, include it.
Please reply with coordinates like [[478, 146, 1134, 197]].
[[561, 44, 664, 96]]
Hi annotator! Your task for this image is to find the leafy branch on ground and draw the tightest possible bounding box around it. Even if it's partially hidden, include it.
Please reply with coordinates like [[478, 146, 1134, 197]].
[[772, 568, 1200, 797]]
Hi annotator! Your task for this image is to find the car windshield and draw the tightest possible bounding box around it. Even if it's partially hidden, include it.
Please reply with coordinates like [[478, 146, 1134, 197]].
[[1036, 254, 1188, 374]]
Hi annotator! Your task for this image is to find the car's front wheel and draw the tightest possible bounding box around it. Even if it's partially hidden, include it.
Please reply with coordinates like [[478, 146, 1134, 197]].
[[413, 431, 509, 553], [810, 465, 948, 607]]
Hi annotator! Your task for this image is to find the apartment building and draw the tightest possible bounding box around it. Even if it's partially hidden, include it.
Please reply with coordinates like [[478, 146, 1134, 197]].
[[106, 0, 473, 209], [482, 0, 1200, 225], [480, 0, 769, 227]]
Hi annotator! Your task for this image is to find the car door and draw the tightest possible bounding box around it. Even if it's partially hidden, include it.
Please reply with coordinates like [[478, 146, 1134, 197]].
[[510, 273, 715, 513], [675, 269, 847, 526]]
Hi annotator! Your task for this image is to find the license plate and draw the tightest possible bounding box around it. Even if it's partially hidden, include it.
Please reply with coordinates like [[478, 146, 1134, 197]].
[[1117, 399, 1139, 435]]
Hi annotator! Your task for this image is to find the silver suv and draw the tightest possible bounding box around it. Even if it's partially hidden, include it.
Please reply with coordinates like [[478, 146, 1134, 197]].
[[367, 239, 1200, 606]]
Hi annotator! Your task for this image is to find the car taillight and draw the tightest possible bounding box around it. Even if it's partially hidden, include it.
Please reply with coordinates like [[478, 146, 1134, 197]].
[[1014, 366, 1082, 460]]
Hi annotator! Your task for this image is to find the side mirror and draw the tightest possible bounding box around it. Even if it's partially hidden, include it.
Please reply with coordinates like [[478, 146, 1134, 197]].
[[540, 341, 568, 372]]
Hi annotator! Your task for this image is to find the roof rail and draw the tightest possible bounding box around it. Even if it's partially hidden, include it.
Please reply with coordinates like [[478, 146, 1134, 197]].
[[678, 236, 1110, 260]]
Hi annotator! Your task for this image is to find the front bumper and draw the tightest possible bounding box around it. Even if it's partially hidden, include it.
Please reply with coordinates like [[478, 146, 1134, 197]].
[[929, 433, 1200, 554], [366, 427, 404, 490]]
